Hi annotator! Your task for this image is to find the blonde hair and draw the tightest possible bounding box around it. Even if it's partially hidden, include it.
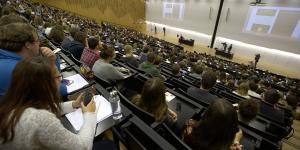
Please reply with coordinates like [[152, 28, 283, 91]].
[[237, 82, 249, 96]]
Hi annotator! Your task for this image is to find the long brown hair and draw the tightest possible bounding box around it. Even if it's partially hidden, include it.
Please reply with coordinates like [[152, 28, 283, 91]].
[[0, 57, 61, 143], [133, 77, 168, 122]]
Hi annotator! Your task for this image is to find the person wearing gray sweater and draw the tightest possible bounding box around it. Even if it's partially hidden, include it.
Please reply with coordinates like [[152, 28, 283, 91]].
[[0, 57, 97, 150]]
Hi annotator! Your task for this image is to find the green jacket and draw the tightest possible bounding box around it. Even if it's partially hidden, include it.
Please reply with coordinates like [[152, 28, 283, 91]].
[[139, 61, 161, 77]]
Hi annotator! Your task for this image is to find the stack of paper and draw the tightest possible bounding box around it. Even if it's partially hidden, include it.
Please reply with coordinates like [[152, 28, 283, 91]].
[[64, 74, 89, 93], [65, 95, 113, 131]]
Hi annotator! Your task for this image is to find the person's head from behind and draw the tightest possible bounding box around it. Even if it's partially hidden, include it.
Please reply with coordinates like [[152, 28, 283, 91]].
[[238, 99, 259, 123], [0, 57, 61, 143], [187, 99, 239, 150], [237, 82, 249, 96], [88, 37, 100, 50], [100, 47, 115, 62], [192, 64, 204, 75], [286, 95, 298, 109], [0, 23, 40, 57], [249, 81, 258, 92], [74, 31, 87, 45], [172, 64, 181, 76], [263, 89, 280, 105], [124, 44, 133, 55], [153, 55, 162, 66], [142, 45, 151, 54], [147, 52, 156, 64], [69, 27, 79, 38], [139, 77, 167, 122], [48, 25, 64, 44], [201, 70, 217, 90], [0, 14, 28, 26]]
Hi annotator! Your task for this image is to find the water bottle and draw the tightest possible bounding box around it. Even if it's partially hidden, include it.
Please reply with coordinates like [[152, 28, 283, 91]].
[[109, 90, 122, 120]]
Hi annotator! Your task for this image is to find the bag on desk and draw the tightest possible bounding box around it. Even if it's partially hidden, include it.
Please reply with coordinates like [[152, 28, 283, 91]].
[[80, 64, 94, 80]]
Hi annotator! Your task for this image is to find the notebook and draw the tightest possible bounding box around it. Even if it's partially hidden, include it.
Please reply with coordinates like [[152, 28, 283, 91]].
[[65, 95, 113, 131], [64, 74, 89, 93]]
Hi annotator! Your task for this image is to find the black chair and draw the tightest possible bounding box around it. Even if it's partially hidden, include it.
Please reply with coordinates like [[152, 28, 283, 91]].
[[166, 78, 194, 92], [154, 123, 192, 150], [117, 90, 157, 126], [116, 116, 177, 150], [70, 54, 82, 66], [94, 75, 114, 89], [176, 88, 209, 107]]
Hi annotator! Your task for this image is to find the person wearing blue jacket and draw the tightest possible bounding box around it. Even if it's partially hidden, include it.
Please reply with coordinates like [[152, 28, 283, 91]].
[[0, 23, 67, 97]]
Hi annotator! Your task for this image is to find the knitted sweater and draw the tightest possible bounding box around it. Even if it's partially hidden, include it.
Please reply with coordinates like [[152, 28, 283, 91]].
[[0, 101, 97, 150]]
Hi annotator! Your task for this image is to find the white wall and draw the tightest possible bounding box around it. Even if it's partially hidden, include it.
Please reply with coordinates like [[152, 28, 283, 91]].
[[146, 0, 300, 77]]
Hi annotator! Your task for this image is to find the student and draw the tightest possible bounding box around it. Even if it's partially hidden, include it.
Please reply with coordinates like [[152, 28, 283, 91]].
[[121, 44, 138, 68], [132, 77, 177, 124], [183, 99, 242, 150], [92, 47, 126, 82], [67, 31, 87, 60], [139, 53, 162, 78], [187, 70, 219, 104], [80, 37, 101, 68], [0, 57, 97, 149], [0, 23, 67, 96], [238, 99, 259, 124], [233, 82, 251, 99]]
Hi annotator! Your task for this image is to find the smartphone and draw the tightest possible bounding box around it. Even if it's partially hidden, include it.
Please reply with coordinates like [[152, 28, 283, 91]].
[[83, 92, 93, 106], [61, 79, 74, 86]]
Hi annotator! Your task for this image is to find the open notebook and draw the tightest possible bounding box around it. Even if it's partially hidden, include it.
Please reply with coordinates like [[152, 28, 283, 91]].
[[64, 74, 89, 94], [65, 95, 113, 131]]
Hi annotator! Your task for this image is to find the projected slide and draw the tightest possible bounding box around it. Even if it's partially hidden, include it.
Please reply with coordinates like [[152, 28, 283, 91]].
[[162, 2, 185, 20], [243, 6, 300, 40]]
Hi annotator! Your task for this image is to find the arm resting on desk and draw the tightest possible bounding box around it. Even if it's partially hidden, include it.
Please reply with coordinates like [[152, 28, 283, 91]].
[[37, 111, 97, 150]]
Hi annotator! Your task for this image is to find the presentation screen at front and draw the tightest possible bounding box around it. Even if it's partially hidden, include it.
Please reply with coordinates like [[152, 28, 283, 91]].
[[146, 0, 300, 54]]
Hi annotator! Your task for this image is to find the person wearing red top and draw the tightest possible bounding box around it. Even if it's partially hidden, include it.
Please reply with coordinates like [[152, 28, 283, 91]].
[[80, 38, 100, 68]]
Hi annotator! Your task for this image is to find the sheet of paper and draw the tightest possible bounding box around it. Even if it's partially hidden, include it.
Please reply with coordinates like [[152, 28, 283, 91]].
[[65, 95, 113, 131], [60, 63, 67, 70], [165, 92, 176, 102], [64, 74, 89, 93]]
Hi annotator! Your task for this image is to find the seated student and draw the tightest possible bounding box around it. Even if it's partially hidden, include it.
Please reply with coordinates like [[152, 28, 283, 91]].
[[67, 31, 87, 60], [0, 57, 98, 149], [248, 81, 261, 99], [0, 14, 28, 26], [260, 89, 285, 124], [237, 99, 259, 124], [139, 45, 151, 64], [189, 64, 203, 80], [47, 25, 64, 45], [187, 70, 219, 104], [183, 99, 243, 150], [80, 37, 100, 68], [132, 77, 177, 124], [61, 27, 79, 50], [171, 64, 181, 78], [233, 82, 251, 99], [0, 23, 67, 96], [139, 53, 162, 78], [92, 47, 126, 82], [282, 95, 300, 120], [121, 44, 139, 68]]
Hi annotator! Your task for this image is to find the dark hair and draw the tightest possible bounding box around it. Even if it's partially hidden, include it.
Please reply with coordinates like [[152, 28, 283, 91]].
[[238, 99, 259, 123], [69, 27, 79, 38], [0, 23, 35, 52], [147, 52, 156, 63], [201, 71, 217, 90], [185, 99, 239, 150], [153, 55, 162, 66], [249, 81, 258, 91], [48, 25, 64, 44], [172, 64, 180, 75], [192, 64, 204, 74], [0, 57, 61, 143], [100, 47, 115, 60], [264, 89, 280, 105], [88, 37, 99, 49], [74, 31, 87, 44], [0, 14, 28, 26], [286, 95, 298, 109], [143, 45, 151, 53], [133, 77, 168, 122]]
